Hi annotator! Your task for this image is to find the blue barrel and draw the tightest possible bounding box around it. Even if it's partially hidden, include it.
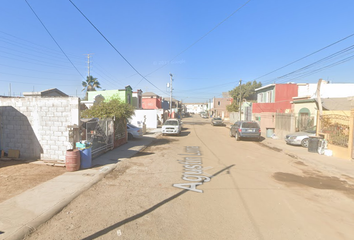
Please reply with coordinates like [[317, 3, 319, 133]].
[[80, 148, 92, 169]]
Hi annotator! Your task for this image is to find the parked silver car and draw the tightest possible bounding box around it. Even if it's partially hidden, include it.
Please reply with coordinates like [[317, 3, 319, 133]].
[[229, 121, 261, 141], [127, 124, 143, 140], [285, 127, 316, 147]]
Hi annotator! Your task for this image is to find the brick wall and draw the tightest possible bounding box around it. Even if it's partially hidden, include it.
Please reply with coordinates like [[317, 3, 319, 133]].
[[0, 96, 80, 161]]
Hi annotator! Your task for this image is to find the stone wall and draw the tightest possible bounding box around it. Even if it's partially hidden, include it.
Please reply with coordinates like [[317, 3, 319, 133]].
[[0, 96, 80, 161]]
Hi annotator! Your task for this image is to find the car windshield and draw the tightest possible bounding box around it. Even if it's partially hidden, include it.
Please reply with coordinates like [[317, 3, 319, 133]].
[[164, 120, 178, 126], [214, 118, 222, 120], [304, 126, 316, 133], [242, 122, 259, 128], [127, 124, 138, 129]]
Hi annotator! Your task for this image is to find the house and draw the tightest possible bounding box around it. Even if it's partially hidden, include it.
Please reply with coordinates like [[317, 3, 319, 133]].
[[212, 92, 232, 119], [0, 89, 80, 161], [132, 89, 143, 109], [185, 103, 208, 114], [23, 88, 69, 97], [161, 97, 180, 111], [87, 85, 133, 105], [292, 81, 354, 131], [142, 92, 162, 109], [252, 83, 298, 136]]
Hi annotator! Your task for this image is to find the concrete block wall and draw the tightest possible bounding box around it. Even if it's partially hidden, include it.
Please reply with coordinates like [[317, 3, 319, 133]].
[[0, 97, 80, 161], [129, 109, 164, 129]]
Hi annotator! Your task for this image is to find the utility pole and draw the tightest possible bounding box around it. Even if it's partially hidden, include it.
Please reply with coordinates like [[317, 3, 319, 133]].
[[239, 79, 242, 120], [316, 78, 323, 135], [169, 73, 173, 111]]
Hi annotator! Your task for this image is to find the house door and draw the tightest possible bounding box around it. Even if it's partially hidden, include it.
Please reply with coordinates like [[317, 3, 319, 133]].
[[298, 108, 311, 131], [299, 113, 310, 131]]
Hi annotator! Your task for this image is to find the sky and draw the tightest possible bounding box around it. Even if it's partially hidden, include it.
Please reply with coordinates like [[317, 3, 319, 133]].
[[1, 0, 354, 103]]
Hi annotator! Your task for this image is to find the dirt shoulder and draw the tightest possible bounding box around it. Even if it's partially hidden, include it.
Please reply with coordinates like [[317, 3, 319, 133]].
[[0, 160, 66, 203]]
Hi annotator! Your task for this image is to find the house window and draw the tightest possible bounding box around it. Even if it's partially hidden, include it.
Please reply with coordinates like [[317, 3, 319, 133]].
[[268, 91, 271, 103], [218, 101, 221, 106]]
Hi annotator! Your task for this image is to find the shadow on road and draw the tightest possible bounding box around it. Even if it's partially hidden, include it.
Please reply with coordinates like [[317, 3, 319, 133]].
[[81, 164, 235, 240]]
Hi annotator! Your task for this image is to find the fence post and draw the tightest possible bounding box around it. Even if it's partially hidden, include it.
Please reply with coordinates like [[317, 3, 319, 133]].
[[350, 109, 354, 159]]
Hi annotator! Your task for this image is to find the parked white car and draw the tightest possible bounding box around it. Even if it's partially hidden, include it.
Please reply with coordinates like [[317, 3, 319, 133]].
[[127, 123, 143, 139], [162, 119, 182, 136]]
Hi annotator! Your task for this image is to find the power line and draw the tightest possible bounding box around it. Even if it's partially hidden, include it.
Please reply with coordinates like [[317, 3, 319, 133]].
[[262, 45, 354, 85], [254, 32, 354, 82], [25, 0, 85, 80], [69, 0, 168, 96]]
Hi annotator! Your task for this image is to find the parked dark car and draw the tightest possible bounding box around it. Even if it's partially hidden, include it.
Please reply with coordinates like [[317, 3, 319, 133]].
[[229, 121, 261, 141], [211, 117, 225, 126]]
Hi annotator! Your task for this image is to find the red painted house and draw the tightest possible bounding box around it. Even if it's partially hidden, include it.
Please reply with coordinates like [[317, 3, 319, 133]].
[[141, 92, 162, 109], [253, 83, 298, 113], [252, 83, 298, 136]]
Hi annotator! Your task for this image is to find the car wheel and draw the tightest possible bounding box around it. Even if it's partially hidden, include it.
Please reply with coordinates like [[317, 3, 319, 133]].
[[235, 133, 240, 141], [301, 138, 309, 148], [128, 133, 133, 140], [229, 131, 233, 137]]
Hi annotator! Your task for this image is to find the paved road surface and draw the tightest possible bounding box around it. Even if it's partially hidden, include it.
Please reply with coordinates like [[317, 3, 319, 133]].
[[25, 115, 354, 240]]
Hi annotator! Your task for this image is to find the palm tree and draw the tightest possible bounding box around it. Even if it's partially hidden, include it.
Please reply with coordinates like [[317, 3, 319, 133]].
[[82, 76, 101, 100]]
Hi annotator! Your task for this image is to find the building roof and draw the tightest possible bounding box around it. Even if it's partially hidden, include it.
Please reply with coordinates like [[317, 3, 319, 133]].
[[142, 92, 159, 97], [23, 88, 68, 97], [320, 97, 354, 111], [255, 84, 276, 92], [162, 97, 179, 102]]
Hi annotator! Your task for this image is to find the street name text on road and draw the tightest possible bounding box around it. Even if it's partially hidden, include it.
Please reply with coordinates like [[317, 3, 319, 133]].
[[173, 146, 210, 193]]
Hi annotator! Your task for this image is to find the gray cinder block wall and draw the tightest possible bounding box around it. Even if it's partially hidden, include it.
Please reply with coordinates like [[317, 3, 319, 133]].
[[0, 96, 80, 161]]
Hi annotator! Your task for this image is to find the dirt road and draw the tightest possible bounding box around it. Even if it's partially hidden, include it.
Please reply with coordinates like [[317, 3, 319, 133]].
[[25, 115, 354, 240]]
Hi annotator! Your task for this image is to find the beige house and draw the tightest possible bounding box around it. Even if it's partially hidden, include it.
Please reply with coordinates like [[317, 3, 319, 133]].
[[212, 92, 232, 119]]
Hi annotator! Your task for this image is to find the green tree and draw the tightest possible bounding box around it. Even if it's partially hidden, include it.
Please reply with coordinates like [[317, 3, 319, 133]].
[[81, 98, 134, 120], [227, 80, 262, 112], [82, 75, 101, 100]]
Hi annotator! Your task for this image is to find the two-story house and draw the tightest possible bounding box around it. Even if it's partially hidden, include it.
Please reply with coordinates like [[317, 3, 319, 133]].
[[212, 92, 232, 119], [252, 83, 298, 136], [142, 92, 162, 109]]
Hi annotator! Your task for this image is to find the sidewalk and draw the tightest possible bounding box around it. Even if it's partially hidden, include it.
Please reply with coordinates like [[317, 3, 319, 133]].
[[259, 137, 354, 179], [225, 122, 354, 179], [0, 130, 161, 240]]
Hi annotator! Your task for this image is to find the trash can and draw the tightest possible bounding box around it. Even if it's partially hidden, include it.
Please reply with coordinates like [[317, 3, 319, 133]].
[[308, 136, 320, 153], [80, 148, 92, 169], [76, 141, 92, 169]]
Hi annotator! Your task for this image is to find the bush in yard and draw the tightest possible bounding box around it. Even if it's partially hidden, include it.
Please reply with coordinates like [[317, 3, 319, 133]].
[[81, 98, 135, 120]]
